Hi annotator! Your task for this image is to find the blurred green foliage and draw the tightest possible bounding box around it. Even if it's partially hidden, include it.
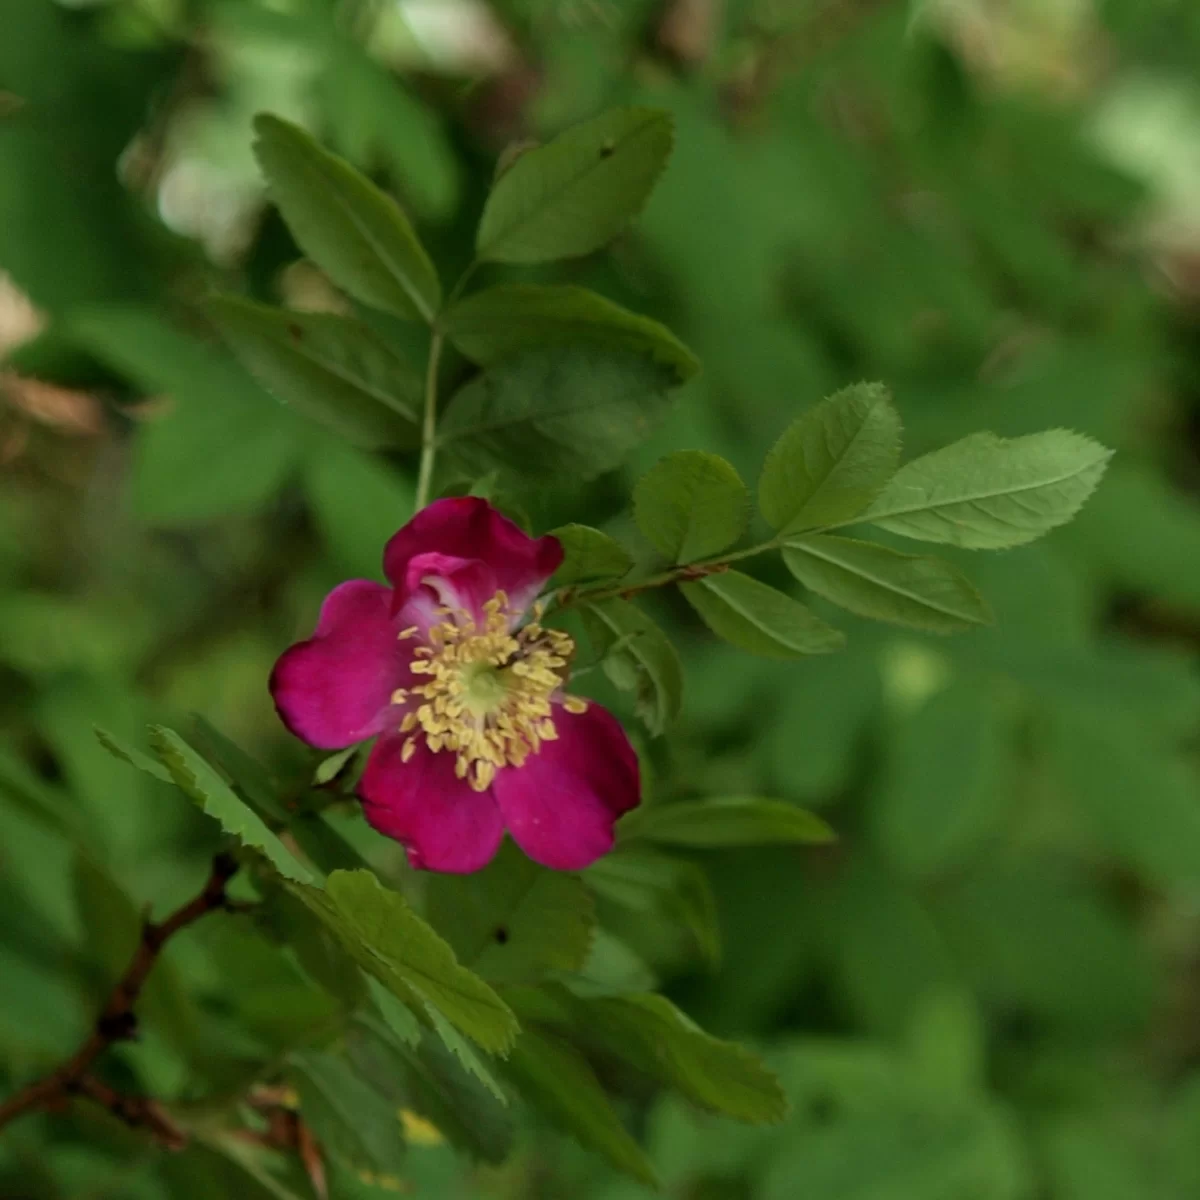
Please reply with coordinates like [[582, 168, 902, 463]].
[[4, 0, 1200, 1196]]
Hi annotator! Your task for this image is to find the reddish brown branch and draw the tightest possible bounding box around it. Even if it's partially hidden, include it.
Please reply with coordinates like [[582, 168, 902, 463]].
[[0, 852, 240, 1143]]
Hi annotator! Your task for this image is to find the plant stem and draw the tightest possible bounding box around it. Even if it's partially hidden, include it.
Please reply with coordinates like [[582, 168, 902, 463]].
[[0, 852, 241, 1144], [415, 331, 444, 511], [555, 538, 782, 609]]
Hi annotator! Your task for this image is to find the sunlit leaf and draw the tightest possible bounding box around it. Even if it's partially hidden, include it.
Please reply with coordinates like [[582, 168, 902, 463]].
[[864, 430, 1112, 550]]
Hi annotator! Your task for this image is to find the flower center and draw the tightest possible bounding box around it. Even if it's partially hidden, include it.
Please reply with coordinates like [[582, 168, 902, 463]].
[[392, 590, 587, 791]]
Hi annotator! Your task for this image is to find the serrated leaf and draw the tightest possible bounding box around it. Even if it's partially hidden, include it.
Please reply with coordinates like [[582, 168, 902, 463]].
[[549, 524, 633, 586], [581, 598, 683, 734], [759, 383, 902, 534], [207, 297, 419, 447], [634, 450, 748, 562], [439, 346, 674, 485], [502, 1027, 660, 1187], [189, 715, 289, 823], [863, 430, 1112, 549], [476, 108, 673, 263], [94, 727, 172, 783], [425, 840, 594, 984], [783, 535, 992, 633], [422, 1002, 509, 1105], [682, 571, 844, 658], [347, 1014, 513, 1164], [253, 114, 440, 322], [442, 283, 698, 383], [288, 869, 517, 1053], [290, 1050, 406, 1174], [554, 991, 788, 1124], [147, 726, 314, 883], [619, 797, 834, 848]]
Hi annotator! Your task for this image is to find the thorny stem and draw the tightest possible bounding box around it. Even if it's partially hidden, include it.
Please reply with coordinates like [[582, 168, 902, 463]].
[[415, 331, 444, 511], [0, 852, 242, 1145]]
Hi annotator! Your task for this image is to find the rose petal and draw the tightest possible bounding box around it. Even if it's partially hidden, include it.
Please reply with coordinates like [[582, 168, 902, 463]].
[[492, 703, 640, 870], [384, 497, 562, 615], [271, 581, 412, 750], [360, 734, 505, 873], [395, 552, 499, 631]]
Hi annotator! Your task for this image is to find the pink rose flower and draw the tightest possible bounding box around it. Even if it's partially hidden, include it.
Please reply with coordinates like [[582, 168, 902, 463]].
[[270, 497, 640, 873]]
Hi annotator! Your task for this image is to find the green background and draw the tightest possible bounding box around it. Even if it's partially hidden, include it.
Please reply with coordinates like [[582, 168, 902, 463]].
[[4, 0, 1200, 1195]]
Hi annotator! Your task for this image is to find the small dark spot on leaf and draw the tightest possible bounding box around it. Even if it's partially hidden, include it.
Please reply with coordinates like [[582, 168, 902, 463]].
[[287, 323, 304, 341], [599, 140, 615, 159], [493, 926, 509, 945]]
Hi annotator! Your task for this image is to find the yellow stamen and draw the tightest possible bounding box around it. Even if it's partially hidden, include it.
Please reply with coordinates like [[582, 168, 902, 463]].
[[394, 589, 576, 790]]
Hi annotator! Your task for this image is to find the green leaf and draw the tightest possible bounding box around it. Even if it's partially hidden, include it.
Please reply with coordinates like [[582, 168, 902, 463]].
[[587, 848, 721, 968], [253, 114, 440, 323], [863, 430, 1112, 549], [758, 383, 902, 534], [94, 726, 172, 784], [422, 1003, 510, 1106], [442, 283, 699, 383], [207, 298, 419, 447], [288, 869, 517, 1053], [549, 524, 633, 586], [681, 571, 844, 658], [633, 450, 749, 562], [189, 716, 289, 823], [347, 1014, 514, 1163], [425, 840, 594, 985], [581, 598, 683, 734], [619, 797, 834, 848], [783, 536, 992, 634], [439, 346, 675, 485], [476, 108, 673, 263], [289, 1050, 406, 1174], [146, 727, 314, 883], [557, 991, 788, 1124], [502, 1027, 660, 1187]]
